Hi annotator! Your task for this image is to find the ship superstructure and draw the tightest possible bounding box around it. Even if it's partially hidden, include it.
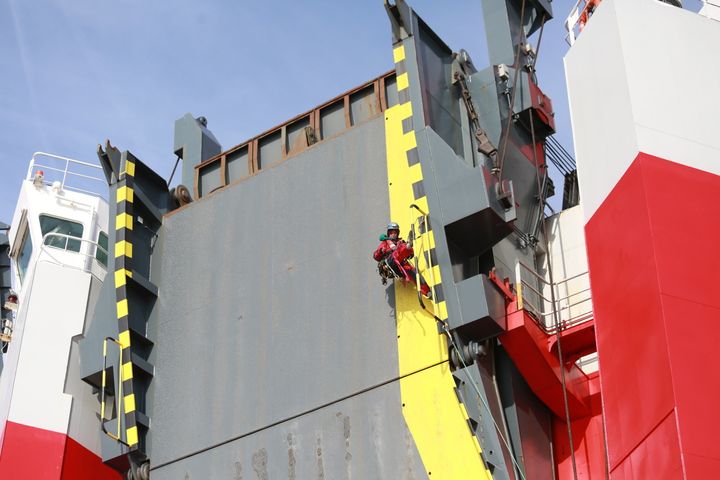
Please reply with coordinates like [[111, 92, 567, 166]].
[[563, 0, 720, 476], [0, 153, 120, 478], [76, 1, 600, 478], [1, 0, 718, 479]]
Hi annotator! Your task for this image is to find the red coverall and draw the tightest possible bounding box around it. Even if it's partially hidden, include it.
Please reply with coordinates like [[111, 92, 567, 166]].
[[373, 238, 431, 297]]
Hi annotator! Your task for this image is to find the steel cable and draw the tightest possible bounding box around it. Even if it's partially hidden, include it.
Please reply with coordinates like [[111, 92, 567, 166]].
[[528, 107, 580, 480], [495, 0, 528, 178]]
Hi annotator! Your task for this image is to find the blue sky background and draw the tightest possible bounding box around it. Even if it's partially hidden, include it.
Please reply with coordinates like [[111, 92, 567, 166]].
[[0, 0, 703, 223]]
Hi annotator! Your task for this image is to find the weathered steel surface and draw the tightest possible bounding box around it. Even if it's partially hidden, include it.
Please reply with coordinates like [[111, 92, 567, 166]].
[[151, 382, 425, 479], [146, 117, 422, 473]]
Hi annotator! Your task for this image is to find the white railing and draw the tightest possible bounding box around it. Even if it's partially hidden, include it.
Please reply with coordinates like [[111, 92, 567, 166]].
[[38, 233, 108, 281], [565, 0, 598, 46], [26, 152, 106, 198], [515, 262, 593, 333]]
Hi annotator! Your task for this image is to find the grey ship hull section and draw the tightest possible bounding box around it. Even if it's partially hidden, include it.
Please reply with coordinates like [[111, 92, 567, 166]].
[[147, 118, 426, 476]]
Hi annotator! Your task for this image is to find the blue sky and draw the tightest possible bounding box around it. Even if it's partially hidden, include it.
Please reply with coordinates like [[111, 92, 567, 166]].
[[0, 0, 702, 223]]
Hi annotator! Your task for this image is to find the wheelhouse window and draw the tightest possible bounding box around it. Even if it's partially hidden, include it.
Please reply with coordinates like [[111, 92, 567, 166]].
[[96, 231, 108, 267], [17, 227, 33, 283], [39, 215, 84, 252]]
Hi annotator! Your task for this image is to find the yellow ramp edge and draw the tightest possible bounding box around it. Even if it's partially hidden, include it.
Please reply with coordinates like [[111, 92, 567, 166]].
[[385, 94, 492, 479]]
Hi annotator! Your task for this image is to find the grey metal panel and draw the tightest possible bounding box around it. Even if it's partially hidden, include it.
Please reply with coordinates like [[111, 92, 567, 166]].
[[476, 344, 520, 480], [150, 382, 426, 480], [78, 181, 123, 384], [423, 130, 491, 227], [481, 0, 552, 67], [349, 85, 378, 126], [496, 347, 554, 480], [454, 362, 514, 480], [414, 18, 464, 157], [258, 130, 282, 169], [384, 75, 399, 109], [455, 275, 507, 338], [414, 127, 513, 336], [174, 113, 222, 194], [469, 69, 504, 149], [147, 117, 402, 468], [66, 276, 106, 455], [286, 117, 310, 153], [319, 101, 346, 140], [226, 146, 249, 184], [199, 161, 222, 197]]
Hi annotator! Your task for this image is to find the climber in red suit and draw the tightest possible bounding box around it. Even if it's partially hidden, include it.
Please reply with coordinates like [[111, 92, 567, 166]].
[[373, 222, 432, 299]]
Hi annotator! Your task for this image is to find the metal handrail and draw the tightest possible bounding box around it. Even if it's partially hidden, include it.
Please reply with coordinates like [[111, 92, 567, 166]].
[[565, 0, 590, 46], [26, 152, 106, 198], [520, 278, 591, 308], [515, 262, 594, 334], [101, 336, 129, 446], [39, 233, 108, 281], [521, 289, 592, 317], [518, 261, 587, 287]]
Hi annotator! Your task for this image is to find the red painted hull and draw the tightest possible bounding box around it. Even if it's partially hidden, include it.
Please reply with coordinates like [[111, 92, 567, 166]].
[[585, 153, 720, 478], [0, 421, 121, 480]]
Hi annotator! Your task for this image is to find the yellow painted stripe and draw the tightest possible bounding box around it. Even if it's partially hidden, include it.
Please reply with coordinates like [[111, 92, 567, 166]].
[[407, 164, 424, 184], [393, 44, 406, 63], [385, 100, 491, 479], [424, 265, 443, 286], [122, 362, 134, 381], [118, 330, 131, 349], [114, 269, 126, 287], [123, 160, 136, 177], [116, 299, 128, 319], [401, 130, 417, 151], [397, 72, 409, 91], [435, 301, 449, 320], [117, 186, 134, 203], [114, 269, 133, 288], [397, 100, 413, 119], [116, 213, 134, 231], [114, 240, 133, 258], [126, 426, 138, 446], [124, 394, 136, 413]]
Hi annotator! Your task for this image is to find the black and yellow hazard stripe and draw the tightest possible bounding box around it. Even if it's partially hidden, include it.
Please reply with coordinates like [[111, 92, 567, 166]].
[[114, 158, 139, 448], [386, 42, 492, 479]]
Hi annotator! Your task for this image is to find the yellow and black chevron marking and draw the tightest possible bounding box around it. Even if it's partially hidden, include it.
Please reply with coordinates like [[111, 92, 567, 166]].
[[115, 158, 139, 448], [386, 42, 492, 480]]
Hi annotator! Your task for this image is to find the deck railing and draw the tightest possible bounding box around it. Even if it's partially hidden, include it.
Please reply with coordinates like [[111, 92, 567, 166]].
[[38, 233, 108, 281], [515, 261, 594, 334], [26, 152, 106, 198]]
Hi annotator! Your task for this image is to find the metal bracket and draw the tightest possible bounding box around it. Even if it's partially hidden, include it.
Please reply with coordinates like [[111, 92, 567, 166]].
[[453, 68, 498, 162]]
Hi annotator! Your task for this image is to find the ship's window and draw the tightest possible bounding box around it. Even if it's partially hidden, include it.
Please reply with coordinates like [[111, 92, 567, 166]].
[[17, 227, 33, 283], [96, 232, 108, 267], [39, 215, 84, 252]]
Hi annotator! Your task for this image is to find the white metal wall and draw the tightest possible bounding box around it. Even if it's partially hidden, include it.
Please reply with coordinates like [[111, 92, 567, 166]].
[[565, 0, 720, 222]]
